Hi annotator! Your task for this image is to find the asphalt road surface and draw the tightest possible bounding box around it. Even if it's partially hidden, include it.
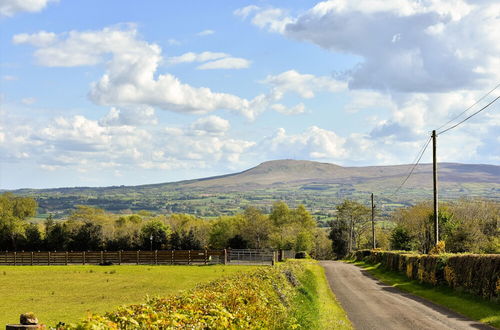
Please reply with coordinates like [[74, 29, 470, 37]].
[[320, 261, 493, 330]]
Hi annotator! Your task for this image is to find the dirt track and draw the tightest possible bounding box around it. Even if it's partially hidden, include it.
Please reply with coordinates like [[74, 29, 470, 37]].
[[320, 261, 493, 330]]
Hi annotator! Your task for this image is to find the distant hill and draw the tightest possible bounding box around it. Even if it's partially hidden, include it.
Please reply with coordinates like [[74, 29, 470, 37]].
[[11, 159, 500, 219]]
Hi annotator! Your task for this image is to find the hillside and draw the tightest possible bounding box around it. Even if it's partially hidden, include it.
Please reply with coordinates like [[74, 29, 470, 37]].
[[12, 159, 500, 219]]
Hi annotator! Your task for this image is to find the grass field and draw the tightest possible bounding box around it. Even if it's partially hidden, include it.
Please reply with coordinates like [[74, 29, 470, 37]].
[[0, 265, 256, 327], [351, 261, 500, 328]]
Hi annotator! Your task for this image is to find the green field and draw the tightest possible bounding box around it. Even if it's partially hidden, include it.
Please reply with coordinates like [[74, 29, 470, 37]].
[[0, 265, 256, 327]]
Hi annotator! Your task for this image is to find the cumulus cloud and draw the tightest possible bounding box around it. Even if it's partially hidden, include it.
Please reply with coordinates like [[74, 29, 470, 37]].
[[257, 126, 347, 160], [15, 26, 260, 118], [1, 110, 254, 173], [238, 0, 500, 93], [190, 115, 230, 135], [0, 0, 57, 17], [99, 106, 158, 126], [263, 70, 346, 99]]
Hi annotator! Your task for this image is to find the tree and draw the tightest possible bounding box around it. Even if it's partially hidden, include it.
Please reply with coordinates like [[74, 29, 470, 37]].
[[140, 220, 170, 250], [240, 207, 271, 249], [390, 226, 414, 251], [0, 193, 37, 250], [335, 200, 370, 253], [329, 218, 350, 258]]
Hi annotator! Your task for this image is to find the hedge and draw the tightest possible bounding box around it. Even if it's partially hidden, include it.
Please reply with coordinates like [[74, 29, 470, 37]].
[[352, 250, 500, 300], [60, 261, 308, 329]]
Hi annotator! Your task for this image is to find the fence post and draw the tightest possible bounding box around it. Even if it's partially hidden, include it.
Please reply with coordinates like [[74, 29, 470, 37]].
[[223, 249, 227, 265], [31, 252, 33, 266], [65, 251, 68, 265], [83, 251, 86, 265], [48, 251, 51, 266], [154, 250, 158, 265], [204, 249, 208, 265], [118, 250, 122, 265], [14, 252, 16, 266], [136, 250, 140, 265], [188, 250, 191, 265], [171, 250, 174, 264]]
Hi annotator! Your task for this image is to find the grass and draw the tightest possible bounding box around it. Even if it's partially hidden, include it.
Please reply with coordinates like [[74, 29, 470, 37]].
[[0, 264, 256, 327], [293, 261, 352, 329], [350, 261, 500, 328]]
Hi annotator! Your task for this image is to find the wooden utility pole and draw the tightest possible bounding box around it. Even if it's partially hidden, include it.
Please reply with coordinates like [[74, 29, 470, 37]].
[[432, 130, 439, 245], [371, 193, 376, 249]]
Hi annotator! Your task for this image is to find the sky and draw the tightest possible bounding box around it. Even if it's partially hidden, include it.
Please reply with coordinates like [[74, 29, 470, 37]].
[[1, 0, 499, 189]]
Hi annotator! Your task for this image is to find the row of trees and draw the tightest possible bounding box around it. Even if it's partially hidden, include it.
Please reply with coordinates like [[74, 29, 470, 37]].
[[3, 192, 496, 259], [0, 194, 332, 258], [328, 198, 499, 258]]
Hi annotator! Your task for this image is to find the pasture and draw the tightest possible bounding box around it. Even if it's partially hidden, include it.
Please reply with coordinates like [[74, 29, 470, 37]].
[[0, 264, 256, 327]]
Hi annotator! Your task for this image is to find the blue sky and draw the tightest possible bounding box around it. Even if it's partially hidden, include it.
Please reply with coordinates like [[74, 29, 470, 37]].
[[1, 0, 499, 189]]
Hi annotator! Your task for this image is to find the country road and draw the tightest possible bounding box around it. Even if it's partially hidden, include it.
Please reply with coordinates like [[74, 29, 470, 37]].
[[320, 261, 493, 330]]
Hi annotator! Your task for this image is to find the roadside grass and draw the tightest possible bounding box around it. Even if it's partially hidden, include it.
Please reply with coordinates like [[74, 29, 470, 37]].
[[293, 261, 352, 329], [350, 261, 500, 328], [0, 265, 255, 327]]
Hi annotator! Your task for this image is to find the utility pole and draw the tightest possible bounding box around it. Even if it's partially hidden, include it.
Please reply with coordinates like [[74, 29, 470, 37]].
[[432, 130, 439, 245], [371, 193, 376, 249]]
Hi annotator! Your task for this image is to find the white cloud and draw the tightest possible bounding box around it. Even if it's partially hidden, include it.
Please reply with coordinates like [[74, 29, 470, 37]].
[[197, 29, 215, 36], [13, 31, 57, 47], [263, 70, 346, 99], [15, 26, 261, 118], [190, 115, 230, 135], [197, 57, 251, 70], [234, 5, 260, 19], [257, 126, 347, 160], [168, 51, 229, 64], [0, 0, 57, 17], [250, 8, 294, 33], [240, 1, 500, 93], [271, 103, 306, 115], [99, 106, 158, 126]]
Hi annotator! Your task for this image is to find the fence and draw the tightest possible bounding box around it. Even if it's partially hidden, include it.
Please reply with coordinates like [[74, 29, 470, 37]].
[[0, 250, 226, 266], [0, 249, 294, 266], [227, 249, 277, 265]]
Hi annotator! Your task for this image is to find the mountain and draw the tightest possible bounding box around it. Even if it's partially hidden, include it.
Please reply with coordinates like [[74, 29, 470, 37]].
[[11, 159, 500, 219]]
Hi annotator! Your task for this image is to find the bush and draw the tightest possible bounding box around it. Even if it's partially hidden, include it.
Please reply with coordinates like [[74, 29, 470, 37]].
[[352, 250, 500, 300], [61, 262, 310, 329], [295, 251, 308, 259]]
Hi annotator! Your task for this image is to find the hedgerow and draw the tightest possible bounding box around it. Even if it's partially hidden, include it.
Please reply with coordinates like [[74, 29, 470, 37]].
[[352, 250, 500, 300], [60, 261, 309, 329]]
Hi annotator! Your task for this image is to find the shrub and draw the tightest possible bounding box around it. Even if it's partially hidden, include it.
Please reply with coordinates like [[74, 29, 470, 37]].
[[352, 250, 500, 300], [61, 262, 310, 329]]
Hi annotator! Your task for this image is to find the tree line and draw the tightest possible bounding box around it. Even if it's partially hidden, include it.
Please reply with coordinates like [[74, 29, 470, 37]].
[[0, 193, 332, 258], [2, 193, 497, 258]]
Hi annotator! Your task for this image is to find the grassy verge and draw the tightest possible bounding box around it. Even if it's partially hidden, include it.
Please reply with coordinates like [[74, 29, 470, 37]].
[[292, 261, 352, 329], [0, 265, 255, 326], [350, 261, 500, 328]]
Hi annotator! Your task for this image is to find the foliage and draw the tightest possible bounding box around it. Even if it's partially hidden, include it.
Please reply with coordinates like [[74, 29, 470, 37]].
[[61, 261, 323, 329], [390, 199, 499, 254], [352, 250, 500, 301]]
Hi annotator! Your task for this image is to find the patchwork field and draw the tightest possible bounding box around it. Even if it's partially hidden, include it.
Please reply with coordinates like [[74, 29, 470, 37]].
[[0, 265, 256, 327]]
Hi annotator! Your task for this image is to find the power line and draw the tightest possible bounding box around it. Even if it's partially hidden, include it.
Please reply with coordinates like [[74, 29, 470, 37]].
[[438, 95, 500, 135], [391, 136, 432, 197], [435, 83, 500, 132]]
